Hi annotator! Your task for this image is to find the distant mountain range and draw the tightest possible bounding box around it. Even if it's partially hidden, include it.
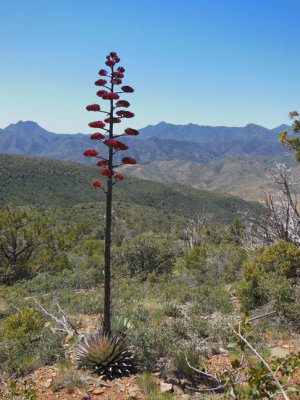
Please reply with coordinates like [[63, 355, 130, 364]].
[[1, 120, 298, 201], [0, 120, 292, 164]]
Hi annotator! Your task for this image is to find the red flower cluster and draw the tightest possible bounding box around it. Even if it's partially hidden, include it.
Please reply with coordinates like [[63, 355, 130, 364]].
[[105, 52, 120, 67], [121, 86, 134, 93], [112, 78, 122, 85], [104, 139, 119, 147], [83, 149, 99, 157], [124, 128, 139, 136], [122, 157, 137, 164], [112, 71, 124, 78], [92, 180, 101, 187], [86, 104, 100, 111], [95, 79, 107, 86], [104, 117, 121, 123], [96, 159, 108, 166], [90, 133, 105, 140], [104, 139, 128, 151], [114, 173, 124, 181], [116, 110, 135, 118], [98, 69, 107, 76], [88, 121, 106, 128], [116, 143, 128, 150], [116, 100, 130, 108], [97, 90, 108, 97], [102, 92, 120, 100], [85, 52, 138, 188], [101, 168, 114, 176]]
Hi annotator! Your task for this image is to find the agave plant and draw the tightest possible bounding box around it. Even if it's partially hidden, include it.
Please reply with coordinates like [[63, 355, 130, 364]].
[[75, 333, 134, 378], [97, 315, 131, 336]]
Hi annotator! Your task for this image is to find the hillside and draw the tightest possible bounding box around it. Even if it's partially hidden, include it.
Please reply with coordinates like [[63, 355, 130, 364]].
[[0, 153, 260, 223], [123, 154, 300, 201], [1, 120, 296, 203]]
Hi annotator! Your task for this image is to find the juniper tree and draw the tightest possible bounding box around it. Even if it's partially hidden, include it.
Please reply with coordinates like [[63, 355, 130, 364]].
[[279, 110, 300, 161]]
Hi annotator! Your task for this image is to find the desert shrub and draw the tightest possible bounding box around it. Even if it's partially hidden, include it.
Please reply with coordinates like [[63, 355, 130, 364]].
[[192, 284, 233, 314], [0, 378, 37, 400], [181, 242, 246, 284], [162, 301, 181, 317], [38, 289, 103, 315], [0, 324, 64, 376], [137, 371, 157, 395], [126, 305, 177, 369], [51, 370, 88, 394], [0, 203, 73, 284], [2, 307, 44, 339], [115, 232, 179, 280], [238, 240, 300, 328], [19, 261, 103, 293], [174, 347, 199, 379]]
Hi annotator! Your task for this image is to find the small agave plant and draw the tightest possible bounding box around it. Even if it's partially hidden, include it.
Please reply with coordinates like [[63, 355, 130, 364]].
[[97, 315, 131, 337], [75, 334, 134, 378]]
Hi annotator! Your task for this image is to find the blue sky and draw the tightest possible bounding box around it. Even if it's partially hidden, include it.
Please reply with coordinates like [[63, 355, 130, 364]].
[[0, 0, 299, 133]]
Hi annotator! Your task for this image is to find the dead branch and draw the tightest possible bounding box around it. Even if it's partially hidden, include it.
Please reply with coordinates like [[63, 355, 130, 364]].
[[228, 323, 289, 400], [247, 311, 277, 323], [184, 355, 231, 395], [32, 298, 83, 337]]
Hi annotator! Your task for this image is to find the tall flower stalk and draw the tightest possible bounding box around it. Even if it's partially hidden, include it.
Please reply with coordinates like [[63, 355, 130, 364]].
[[83, 52, 138, 335]]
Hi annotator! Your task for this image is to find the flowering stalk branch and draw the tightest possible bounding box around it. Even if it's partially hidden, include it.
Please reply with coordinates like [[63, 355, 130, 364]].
[[83, 52, 138, 335]]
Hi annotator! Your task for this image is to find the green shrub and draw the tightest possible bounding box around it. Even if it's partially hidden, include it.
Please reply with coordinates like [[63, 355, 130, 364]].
[[51, 370, 88, 394], [114, 232, 179, 280], [174, 347, 199, 379], [0, 203, 72, 284], [238, 240, 300, 328], [0, 326, 64, 376], [181, 242, 246, 284], [137, 372, 157, 395], [2, 307, 44, 339], [192, 284, 233, 314]]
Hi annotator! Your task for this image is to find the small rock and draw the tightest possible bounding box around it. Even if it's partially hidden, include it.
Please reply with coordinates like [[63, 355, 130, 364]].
[[42, 378, 52, 388], [78, 391, 90, 400], [270, 347, 290, 358], [114, 381, 125, 391], [93, 387, 104, 394], [180, 395, 190, 400], [160, 382, 173, 393]]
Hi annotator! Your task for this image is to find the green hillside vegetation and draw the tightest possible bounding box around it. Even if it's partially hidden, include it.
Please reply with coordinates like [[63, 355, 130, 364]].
[[1, 154, 299, 399], [0, 201, 299, 399], [0, 153, 261, 223]]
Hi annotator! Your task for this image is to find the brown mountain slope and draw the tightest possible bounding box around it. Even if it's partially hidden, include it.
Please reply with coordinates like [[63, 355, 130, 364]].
[[123, 154, 300, 202]]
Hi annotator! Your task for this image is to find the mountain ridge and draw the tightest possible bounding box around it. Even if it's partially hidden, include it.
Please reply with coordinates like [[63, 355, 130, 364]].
[[0, 120, 291, 164]]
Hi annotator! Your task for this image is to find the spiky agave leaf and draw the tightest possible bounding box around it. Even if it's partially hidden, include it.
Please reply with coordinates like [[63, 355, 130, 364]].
[[97, 315, 132, 336], [75, 334, 134, 378]]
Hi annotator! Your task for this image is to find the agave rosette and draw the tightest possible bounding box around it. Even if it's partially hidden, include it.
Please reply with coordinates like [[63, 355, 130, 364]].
[[75, 333, 134, 378]]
